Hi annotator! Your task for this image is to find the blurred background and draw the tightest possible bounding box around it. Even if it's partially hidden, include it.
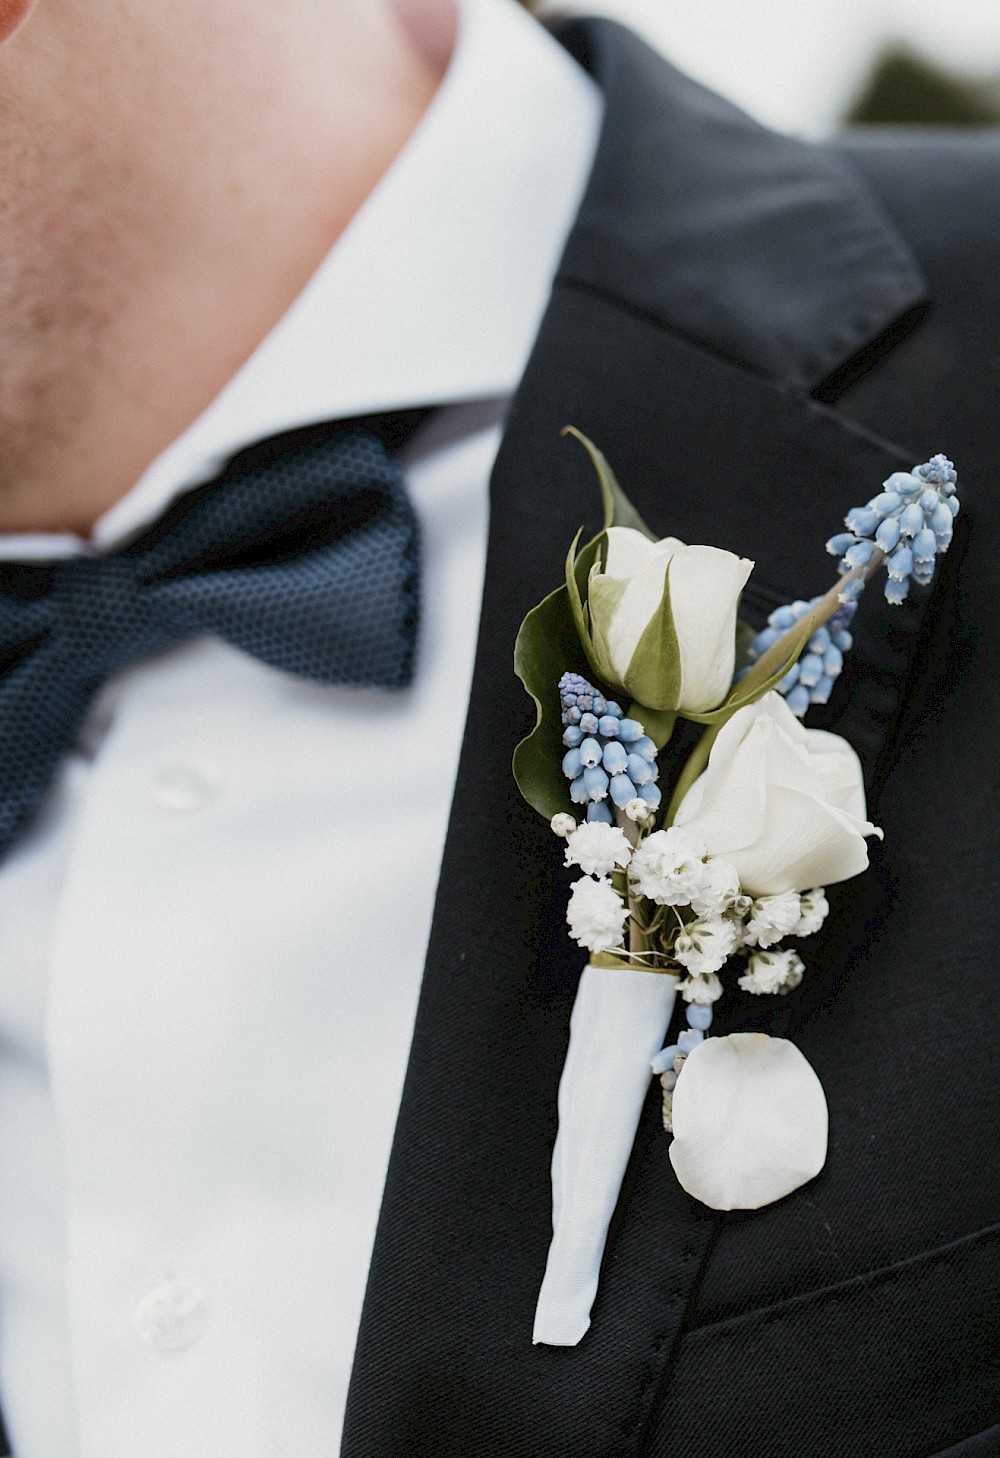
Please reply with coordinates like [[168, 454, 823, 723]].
[[540, 0, 1000, 135]]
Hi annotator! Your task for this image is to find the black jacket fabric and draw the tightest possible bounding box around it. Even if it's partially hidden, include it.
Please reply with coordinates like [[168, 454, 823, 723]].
[[342, 18, 999, 1458]]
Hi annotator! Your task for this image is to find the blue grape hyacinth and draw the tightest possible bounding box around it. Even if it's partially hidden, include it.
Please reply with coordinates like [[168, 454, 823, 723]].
[[558, 672, 661, 822], [826, 454, 959, 606], [746, 599, 857, 717]]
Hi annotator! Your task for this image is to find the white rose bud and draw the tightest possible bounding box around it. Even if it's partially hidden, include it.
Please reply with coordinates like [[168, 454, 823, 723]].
[[586, 527, 753, 713], [674, 692, 882, 897]]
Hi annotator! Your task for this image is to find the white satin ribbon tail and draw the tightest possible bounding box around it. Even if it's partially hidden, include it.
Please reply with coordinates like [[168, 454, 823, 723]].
[[532, 962, 678, 1346]]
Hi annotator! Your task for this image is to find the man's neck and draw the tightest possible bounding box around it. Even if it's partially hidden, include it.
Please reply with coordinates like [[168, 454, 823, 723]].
[[0, 0, 455, 536]]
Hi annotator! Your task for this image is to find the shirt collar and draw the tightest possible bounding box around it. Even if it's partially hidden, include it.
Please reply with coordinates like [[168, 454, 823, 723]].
[[3, 0, 601, 558]]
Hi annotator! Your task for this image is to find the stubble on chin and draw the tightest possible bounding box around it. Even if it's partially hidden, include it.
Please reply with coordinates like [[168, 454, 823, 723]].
[[0, 96, 120, 517]]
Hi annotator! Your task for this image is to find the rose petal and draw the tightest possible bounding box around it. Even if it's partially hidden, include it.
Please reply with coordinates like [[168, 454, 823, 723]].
[[668, 1033, 828, 1210]]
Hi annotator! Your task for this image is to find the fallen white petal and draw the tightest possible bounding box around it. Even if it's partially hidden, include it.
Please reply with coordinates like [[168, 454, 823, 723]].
[[668, 1033, 828, 1210], [533, 964, 678, 1346]]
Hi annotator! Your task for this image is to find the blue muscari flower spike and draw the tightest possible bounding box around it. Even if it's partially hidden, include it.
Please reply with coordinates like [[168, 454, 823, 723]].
[[825, 454, 959, 606], [558, 671, 660, 815], [746, 598, 857, 718]]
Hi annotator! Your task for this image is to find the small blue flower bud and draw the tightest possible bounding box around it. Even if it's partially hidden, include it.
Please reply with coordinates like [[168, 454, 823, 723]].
[[601, 741, 629, 776], [617, 718, 644, 742], [626, 753, 654, 786], [651, 1044, 681, 1075], [884, 576, 909, 605], [630, 735, 658, 762], [565, 706, 581, 724], [562, 725, 583, 748], [807, 626, 831, 653], [875, 516, 901, 552], [826, 532, 858, 558], [677, 1028, 704, 1054], [797, 652, 824, 687], [609, 773, 637, 807], [868, 490, 902, 519], [598, 715, 620, 738], [823, 643, 844, 675], [771, 604, 802, 628], [832, 628, 853, 652], [577, 694, 593, 712], [919, 488, 939, 513], [638, 781, 662, 810], [579, 737, 602, 768], [583, 766, 610, 801], [569, 774, 589, 804], [592, 696, 608, 716], [946, 496, 960, 518], [562, 747, 583, 779], [586, 801, 614, 825], [778, 663, 800, 692], [786, 683, 811, 717], [810, 674, 834, 705], [888, 545, 913, 580], [899, 502, 924, 537], [912, 526, 937, 564], [579, 712, 599, 734], [838, 578, 864, 603], [912, 557, 935, 587], [845, 506, 879, 536], [605, 702, 623, 718], [930, 500, 953, 539], [686, 1004, 713, 1031], [844, 540, 875, 570]]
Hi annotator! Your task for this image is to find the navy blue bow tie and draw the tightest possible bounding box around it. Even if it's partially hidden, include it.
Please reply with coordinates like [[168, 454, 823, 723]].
[[0, 417, 421, 861]]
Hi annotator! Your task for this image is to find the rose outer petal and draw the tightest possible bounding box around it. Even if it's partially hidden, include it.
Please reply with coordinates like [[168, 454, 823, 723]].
[[668, 1033, 828, 1210]]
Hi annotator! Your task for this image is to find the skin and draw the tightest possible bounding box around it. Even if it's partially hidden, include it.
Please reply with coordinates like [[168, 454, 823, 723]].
[[0, 0, 457, 533]]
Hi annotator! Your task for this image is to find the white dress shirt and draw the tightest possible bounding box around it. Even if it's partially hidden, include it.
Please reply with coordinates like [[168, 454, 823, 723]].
[[0, 2, 601, 1453]]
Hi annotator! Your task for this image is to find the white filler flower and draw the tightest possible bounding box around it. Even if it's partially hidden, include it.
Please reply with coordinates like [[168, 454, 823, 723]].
[[794, 887, 829, 937], [739, 948, 806, 995], [688, 856, 742, 918], [628, 827, 707, 906], [669, 1033, 828, 1209], [678, 972, 723, 1004], [674, 916, 739, 975], [564, 822, 633, 878], [745, 891, 802, 948], [566, 877, 628, 954], [550, 813, 578, 839], [675, 692, 881, 896]]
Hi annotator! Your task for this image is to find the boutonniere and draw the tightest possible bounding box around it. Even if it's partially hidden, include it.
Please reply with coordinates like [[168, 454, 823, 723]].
[[514, 430, 960, 1347]]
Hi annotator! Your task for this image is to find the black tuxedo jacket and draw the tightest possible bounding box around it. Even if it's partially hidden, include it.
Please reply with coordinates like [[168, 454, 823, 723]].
[[340, 18, 999, 1458]]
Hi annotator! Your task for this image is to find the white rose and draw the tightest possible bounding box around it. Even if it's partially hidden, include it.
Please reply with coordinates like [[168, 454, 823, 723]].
[[587, 527, 753, 713], [674, 692, 881, 897]]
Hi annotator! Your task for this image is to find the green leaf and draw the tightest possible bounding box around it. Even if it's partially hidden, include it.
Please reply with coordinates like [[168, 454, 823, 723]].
[[513, 583, 580, 821], [620, 560, 682, 711], [562, 427, 657, 538]]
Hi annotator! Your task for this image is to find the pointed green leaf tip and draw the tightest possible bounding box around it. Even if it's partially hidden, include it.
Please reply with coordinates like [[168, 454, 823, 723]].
[[561, 427, 657, 539]]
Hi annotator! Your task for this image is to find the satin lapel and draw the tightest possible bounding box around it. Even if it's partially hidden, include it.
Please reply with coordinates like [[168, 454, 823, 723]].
[[344, 20, 934, 1457]]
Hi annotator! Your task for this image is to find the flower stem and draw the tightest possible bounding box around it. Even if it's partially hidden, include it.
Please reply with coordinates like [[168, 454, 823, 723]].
[[736, 548, 886, 703]]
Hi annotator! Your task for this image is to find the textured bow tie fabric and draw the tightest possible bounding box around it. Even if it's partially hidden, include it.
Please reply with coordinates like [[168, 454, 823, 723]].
[[0, 419, 420, 862]]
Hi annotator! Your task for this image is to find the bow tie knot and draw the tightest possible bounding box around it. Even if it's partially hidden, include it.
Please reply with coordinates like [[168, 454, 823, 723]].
[[0, 419, 421, 860]]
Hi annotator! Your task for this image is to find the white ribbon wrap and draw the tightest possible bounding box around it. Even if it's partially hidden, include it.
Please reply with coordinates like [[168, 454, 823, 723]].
[[532, 962, 678, 1347]]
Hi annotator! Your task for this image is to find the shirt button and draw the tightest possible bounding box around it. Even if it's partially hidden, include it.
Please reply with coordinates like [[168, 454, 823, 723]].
[[133, 1278, 208, 1350], [152, 764, 216, 812]]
